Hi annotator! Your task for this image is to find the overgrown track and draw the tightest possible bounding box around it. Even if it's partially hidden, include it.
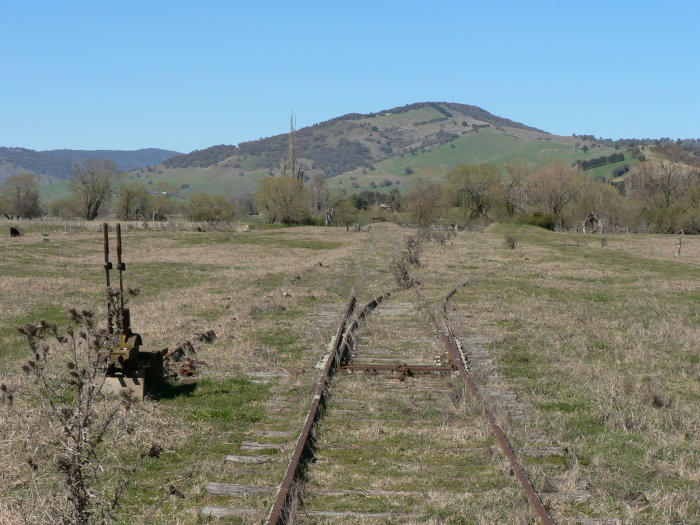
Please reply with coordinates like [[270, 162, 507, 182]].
[[416, 286, 554, 525], [266, 283, 554, 524]]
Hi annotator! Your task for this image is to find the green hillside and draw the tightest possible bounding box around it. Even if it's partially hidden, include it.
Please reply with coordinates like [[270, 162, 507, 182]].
[[327, 128, 635, 192]]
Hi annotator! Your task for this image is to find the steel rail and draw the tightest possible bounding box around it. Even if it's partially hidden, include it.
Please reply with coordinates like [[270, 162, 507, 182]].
[[265, 293, 356, 525], [416, 288, 555, 525], [265, 290, 393, 524]]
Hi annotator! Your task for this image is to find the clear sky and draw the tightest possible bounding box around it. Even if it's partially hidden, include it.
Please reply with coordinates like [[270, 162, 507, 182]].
[[1, 1, 698, 153]]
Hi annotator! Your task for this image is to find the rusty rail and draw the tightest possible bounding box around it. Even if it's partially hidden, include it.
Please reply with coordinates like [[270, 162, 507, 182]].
[[265, 291, 392, 525], [416, 288, 555, 525], [265, 294, 356, 525]]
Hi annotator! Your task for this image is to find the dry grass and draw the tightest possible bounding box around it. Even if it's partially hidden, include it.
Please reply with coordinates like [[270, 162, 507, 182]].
[[1, 223, 698, 523]]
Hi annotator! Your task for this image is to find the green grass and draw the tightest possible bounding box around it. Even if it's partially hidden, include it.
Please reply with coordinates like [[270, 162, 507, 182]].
[[233, 234, 343, 250], [116, 377, 269, 522], [255, 329, 304, 359], [169, 377, 267, 423], [128, 261, 222, 297]]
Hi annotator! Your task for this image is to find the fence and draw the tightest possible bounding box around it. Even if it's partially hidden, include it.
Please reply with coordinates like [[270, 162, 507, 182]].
[[0, 217, 249, 232]]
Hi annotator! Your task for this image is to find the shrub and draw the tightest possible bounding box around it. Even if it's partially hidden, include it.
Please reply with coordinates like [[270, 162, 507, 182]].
[[403, 236, 423, 267], [519, 212, 559, 230]]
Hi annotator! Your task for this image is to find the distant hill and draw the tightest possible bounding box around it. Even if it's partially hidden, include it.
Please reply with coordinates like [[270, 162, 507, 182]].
[[162, 102, 546, 175], [126, 101, 609, 199], [46, 148, 181, 172], [0, 147, 180, 182], [162, 145, 238, 168], [35, 101, 700, 202]]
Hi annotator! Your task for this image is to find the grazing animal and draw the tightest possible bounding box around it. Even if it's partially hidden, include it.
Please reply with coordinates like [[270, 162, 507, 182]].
[[10, 227, 21, 238]]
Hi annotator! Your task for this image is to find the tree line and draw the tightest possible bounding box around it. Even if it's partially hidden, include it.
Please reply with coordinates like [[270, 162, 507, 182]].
[[573, 152, 625, 170], [402, 153, 700, 233], [0, 159, 242, 223], [2, 148, 698, 234]]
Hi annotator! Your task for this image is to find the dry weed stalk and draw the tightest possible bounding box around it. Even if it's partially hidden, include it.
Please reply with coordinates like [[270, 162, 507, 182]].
[[0, 310, 161, 525]]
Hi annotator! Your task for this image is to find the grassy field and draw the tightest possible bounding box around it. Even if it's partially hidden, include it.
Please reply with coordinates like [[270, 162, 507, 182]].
[[39, 165, 271, 203], [0, 222, 698, 523]]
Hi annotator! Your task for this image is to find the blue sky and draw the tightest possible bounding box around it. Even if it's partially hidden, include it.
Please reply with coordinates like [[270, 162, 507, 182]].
[[1, 1, 698, 152]]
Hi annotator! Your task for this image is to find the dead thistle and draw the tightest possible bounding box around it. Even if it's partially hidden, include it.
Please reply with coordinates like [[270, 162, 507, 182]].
[[1, 310, 162, 525]]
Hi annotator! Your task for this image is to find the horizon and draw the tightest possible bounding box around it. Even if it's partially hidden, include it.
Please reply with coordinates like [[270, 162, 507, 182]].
[[1, 1, 698, 152], [4, 99, 700, 155]]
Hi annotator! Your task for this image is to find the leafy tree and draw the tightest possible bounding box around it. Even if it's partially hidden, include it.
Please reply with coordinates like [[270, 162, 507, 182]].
[[568, 178, 634, 232], [254, 177, 307, 224], [186, 192, 241, 221], [327, 197, 358, 229], [70, 159, 123, 220], [237, 193, 257, 215], [47, 196, 84, 218], [1, 173, 43, 218], [116, 183, 151, 220], [387, 188, 401, 210]]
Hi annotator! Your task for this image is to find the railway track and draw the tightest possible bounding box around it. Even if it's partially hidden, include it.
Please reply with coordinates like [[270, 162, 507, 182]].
[[201, 225, 609, 524], [261, 284, 553, 524]]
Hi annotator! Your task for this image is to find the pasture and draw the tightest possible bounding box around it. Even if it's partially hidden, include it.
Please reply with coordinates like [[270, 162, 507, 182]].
[[0, 222, 698, 523]]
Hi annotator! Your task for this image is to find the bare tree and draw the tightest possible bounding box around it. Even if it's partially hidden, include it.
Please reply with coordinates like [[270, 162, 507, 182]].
[[406, 179, 446, 227], [280, 114, 304, 181], [524, 163, 580, 228], [503, 164, 530, 216], [70, 159, 123, 220], [446, 163, 502, 220], [628, 159, 694, 209], [627, 159, 700, 232]]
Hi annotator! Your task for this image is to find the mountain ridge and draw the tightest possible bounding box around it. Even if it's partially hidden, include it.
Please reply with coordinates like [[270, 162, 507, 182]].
[[0, 147, 181, 182]]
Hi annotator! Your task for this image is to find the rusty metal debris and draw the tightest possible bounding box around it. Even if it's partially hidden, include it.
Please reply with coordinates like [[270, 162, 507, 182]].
[[162, 336, 212, 384], [99, 223, 165, 398], [340, 363, 454, 380]]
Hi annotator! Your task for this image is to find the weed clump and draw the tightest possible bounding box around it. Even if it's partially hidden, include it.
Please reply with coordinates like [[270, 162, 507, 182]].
[[403, 235, 424, 267], [504, 235, 518, 249], [390, 257, 417, 289]]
